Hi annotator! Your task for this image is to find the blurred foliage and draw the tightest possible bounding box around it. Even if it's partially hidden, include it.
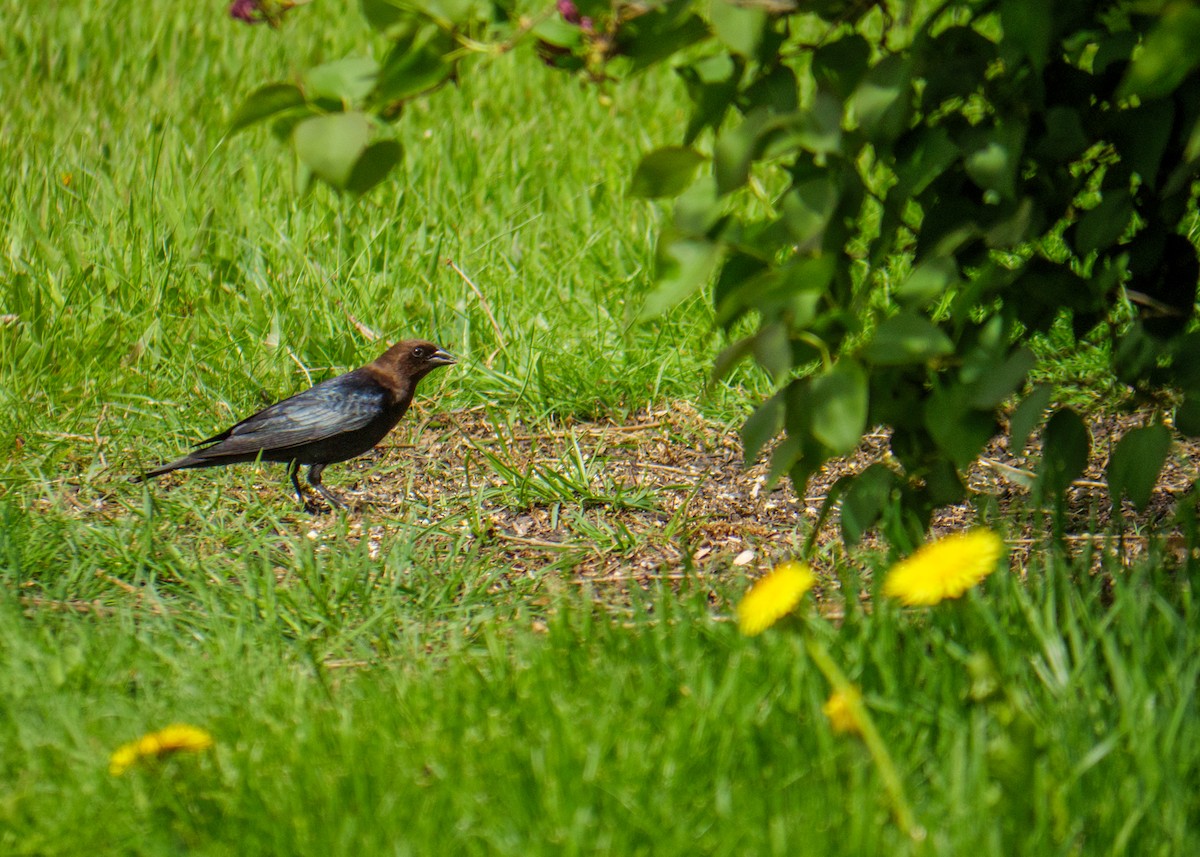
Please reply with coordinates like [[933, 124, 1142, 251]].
[[229, 0, 1200, 541]]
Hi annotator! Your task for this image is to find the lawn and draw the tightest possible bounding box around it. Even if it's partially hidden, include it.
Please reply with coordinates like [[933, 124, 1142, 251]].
[[2, 2, 1199, 855]]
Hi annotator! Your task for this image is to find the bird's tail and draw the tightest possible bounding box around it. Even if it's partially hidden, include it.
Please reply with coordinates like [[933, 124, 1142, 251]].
[[130, 453, 203, 484]]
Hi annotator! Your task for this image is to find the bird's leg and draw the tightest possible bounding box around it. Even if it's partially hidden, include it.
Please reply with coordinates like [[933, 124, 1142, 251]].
[[287, 459, 308, 508], [307, 463, 346, 511]]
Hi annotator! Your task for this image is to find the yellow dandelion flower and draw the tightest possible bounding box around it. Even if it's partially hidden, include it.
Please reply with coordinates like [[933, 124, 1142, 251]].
[[823, 687, 864, 735], [737, 560, 816, 636], [109, 724, 215, 776], [883, 529, 1004, 606]]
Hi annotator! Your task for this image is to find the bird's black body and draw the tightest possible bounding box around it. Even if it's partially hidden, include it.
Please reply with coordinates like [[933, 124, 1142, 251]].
[[135, 339, 455, 509]]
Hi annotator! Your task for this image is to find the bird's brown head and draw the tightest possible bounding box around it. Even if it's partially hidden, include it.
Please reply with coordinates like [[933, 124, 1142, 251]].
[[377, 339, 457, 384]]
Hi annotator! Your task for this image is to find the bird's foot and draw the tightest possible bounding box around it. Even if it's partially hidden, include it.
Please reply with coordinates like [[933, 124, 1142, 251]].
[[316, 491, 348, 512], [297, 490, 349, 515]]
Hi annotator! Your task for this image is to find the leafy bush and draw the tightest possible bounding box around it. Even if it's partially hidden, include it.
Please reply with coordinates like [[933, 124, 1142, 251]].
[[230, 0, 1200, 540]]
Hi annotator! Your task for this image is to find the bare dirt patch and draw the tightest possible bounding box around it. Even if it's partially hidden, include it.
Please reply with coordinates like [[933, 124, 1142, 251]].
[[324, 403, 1200, 583]]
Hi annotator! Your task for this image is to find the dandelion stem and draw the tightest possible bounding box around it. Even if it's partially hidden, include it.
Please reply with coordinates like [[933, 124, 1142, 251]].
[[805, 635, 925, 842]]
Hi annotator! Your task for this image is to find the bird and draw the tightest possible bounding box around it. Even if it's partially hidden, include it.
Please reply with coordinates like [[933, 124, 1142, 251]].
[[134, 339, 455, 510]]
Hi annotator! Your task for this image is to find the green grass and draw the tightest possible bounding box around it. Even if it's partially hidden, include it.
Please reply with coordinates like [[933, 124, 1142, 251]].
[[5, 507, 1199, 854], [2, 1, 1199, 854]]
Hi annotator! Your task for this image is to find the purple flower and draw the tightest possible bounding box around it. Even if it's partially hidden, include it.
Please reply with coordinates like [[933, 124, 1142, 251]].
[[229, 0, 264, 24], [556, 0, 582, 25]]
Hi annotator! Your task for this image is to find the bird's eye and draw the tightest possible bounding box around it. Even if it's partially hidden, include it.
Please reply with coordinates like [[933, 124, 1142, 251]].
[[412, 346, 427, 359]]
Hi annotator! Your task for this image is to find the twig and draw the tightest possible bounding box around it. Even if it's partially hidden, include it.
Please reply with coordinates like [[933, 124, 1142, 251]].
[[20, 596, 113, 615], [287, 350, 314, 387], [324, 658, 373, 670], [1007, 534, 1153, 545], [342, 307, 380, 341], [443, 257, 507, 353], [570, 572, 692, 583], [95, 570, 167, 614], [97, 569, 140, 594], [978, 457, 1035, 480], [493, 533, 583, 551], [460, 423, 665, 443], [42, 432, 101, 443], [629, 462, 702, 478]]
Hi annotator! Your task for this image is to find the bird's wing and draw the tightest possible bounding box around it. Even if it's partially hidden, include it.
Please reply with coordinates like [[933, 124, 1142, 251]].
[[195, 373, 388, 457]]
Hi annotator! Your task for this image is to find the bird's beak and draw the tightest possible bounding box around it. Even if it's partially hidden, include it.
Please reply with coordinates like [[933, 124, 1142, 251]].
[[429, 348, 457, 366]]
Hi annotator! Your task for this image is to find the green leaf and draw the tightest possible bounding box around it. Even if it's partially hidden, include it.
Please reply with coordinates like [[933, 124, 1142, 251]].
[[809, 359, 868, 453], [893, 126, 959, 198], [812, 34, 870, 99], [964, 123, 1024, 200], [305, 57, 380, 103], [1175, 393, 1200, 437], [752, 322, 791, 380], [969, 346, 1036, 409], [863, 312, 954, 365], [1009, 384, 1052, 455], [375, 29, 454, 103], [925, 458, 967, 506], [1093, 30, 1139, 75], [918, 197, 980, 259], [713, 254, 768, 325], [689, 53, 736, 85], [426, 0, 492, 22], [1107, 424, 1172, 510], [709, 0, 765, 58], [1186, 115, 1200, 163], [716, 254, 833, 327], [926, 385, 997, 468], [630, 147, 706, 199], [741, 393, 783, 463], [743, 63, 798, 115], [673, 178, 722, 237], [1114, 326, 1163, 384], [1074, 190, 1132, 256], [678, 55, 742, 143], [1118, 4, 1200, 101], [346, 140, 402, 196], [361, 0, 408, 31], [293, 112, 372, 190], [1010, 258, 1094, 332], [712, 334, 757, 382], [713, 110, 769, 194], [641, 235, 722, 318], [1032, 107, 1089, 163], [1167, 114, 1200, 193], [617, 8, 710, 73], [533, 16, 585, 49], [896, 256, 958, 306], [920, 26, 996, 108], [984, 197, 1036, 249], [1171, 332, 1200, 388], [1106, 99, 1174, 187], [839, 464, 895, 547], [269, 105, 320, 143], [792, 92, 843, 156], [766, 434, 803, 489], [231, 83, 306, 133], [781, 177, 838, 251], [1039, 407, 1090, 497], [1000, 0, 1052, 71], [850, 55, 912, 143]]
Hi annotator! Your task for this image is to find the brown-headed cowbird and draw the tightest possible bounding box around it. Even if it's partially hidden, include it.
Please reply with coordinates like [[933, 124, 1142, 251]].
[[134, 339, 455, 509]]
